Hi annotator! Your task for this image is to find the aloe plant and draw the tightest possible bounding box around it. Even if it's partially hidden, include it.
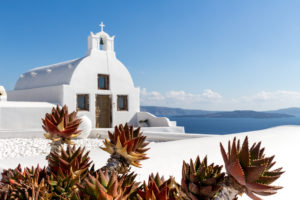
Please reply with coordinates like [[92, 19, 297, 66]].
[[182, 156, 225, 200], [137, 173, 187, 200], [215, 136, 284, 200], [78, 169, 138, 200], [42, 105, 81, 156], [101, 123, 149, 174], [1, 165, 52, 199], [48, 145, 92, 181]]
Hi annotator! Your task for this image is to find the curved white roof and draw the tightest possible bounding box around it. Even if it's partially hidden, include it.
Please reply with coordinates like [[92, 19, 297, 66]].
[[15, 58, 84, 90], [14, 52, 135, 91], [68, 51, 135, 91]]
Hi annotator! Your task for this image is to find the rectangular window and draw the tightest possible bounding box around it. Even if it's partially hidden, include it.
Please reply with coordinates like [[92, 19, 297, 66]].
[[98, 74, 109, 90], [77, 94, 89, 111], [117, 95, 128, 111]]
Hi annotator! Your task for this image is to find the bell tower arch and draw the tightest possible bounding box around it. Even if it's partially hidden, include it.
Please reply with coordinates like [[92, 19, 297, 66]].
[[87, 22, 115, 55]]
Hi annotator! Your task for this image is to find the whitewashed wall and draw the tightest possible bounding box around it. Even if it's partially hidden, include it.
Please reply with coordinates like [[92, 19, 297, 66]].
[[0, 102, 54, 130], [7, 85, 65, 105], [135, 112, 177, 127]]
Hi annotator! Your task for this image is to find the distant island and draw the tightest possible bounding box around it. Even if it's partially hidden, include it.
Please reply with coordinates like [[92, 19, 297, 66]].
[[172, 110, 294, 119], [141, 106, 297, 119], [266, 107, 300, 115], [140, 106, 215, 116]]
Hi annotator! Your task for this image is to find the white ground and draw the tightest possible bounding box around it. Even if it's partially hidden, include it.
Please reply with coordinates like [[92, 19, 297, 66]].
[[0, 125, 298, 200]]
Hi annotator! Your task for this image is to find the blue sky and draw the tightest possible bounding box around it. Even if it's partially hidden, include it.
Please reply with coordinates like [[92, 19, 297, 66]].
[[1, 0, 300, 110]]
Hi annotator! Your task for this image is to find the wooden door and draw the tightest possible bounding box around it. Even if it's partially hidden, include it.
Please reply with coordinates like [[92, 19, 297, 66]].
[[95, 95, 111, 128]]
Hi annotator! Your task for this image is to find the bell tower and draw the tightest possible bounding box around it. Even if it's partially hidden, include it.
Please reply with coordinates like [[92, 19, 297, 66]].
[[87, 22, 115, 56]]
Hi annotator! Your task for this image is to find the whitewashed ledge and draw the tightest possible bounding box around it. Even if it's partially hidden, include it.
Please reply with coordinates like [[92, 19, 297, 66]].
[[91, 129, 213, 142], [0, 128, 214, 141], [0, 130, 43, 138]]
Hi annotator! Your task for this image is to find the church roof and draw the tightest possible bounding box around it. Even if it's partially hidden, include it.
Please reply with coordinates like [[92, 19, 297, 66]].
[[15, 58, 84, 90]]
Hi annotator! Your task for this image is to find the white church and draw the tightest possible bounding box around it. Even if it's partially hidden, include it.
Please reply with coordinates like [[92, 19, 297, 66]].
[[0, 22, 184, 138]]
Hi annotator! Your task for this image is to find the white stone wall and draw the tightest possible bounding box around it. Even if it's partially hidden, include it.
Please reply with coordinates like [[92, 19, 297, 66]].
[[135, 112, 177, 127], [0, 102, 54, 131], [7, 85, 65, 105]]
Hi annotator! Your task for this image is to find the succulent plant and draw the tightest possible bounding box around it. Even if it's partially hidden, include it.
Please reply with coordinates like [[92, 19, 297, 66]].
[[120, 172, 140, 199], [48, 145, 92, 181], [219, 136, 284, 200], [137, 178, 167, 200], [78, 169, 138, 200], [47, 170, 79, 199], [136, 173, 188, 200], [43, 105, 81, 150], [1, 164, 23, 184], [0, 183, 10, 200], [181, 156, 225, 200], [0, 147, 94, 199], [45, 145, 92, 199], [101, 123, 149, 174], [137, 173, 185, 200], [2, 165, 52, 199]]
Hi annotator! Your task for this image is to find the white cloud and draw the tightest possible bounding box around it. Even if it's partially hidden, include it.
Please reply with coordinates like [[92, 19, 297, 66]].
[[140, 88, 222, 109], [140, 88, 165, 101], [164, 89, 222, 102], [202, 89, 222, 99], [238, 90, 300, 110], [242, 90, 300, 102], [140, 88, 300, 110]]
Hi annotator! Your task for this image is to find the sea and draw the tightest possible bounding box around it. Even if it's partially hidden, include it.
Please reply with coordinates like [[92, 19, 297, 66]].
[[168, 115, 300, 134]]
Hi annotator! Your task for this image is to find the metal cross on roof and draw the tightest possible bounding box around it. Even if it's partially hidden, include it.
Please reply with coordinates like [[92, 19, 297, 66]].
[[99, 21, 105, 32]]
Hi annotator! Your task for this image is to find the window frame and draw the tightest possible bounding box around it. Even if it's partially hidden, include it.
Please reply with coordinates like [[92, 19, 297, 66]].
[[98, 74, 109, 90], [117, 95, 128, 111], [76, 94, 90, 111]]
